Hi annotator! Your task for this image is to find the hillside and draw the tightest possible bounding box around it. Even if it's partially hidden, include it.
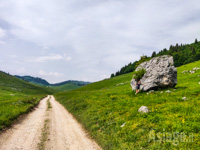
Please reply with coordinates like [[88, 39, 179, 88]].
[[51, 80, 91, 86], [15, 75, 50, 86], [50, 83, 83, 92], [54, 60, 200, 149], [0, 71, 55, 130], [15, 75, 91, 92], [0, 72, 54, 95], [50, 80, 91, 92]]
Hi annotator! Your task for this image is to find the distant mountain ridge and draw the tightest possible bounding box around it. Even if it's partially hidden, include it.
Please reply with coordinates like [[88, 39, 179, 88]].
[[51, 80, 91, 86], [15, 75, 91, 91], [15, 75, 50, 86], [0, 71, 55, 95]]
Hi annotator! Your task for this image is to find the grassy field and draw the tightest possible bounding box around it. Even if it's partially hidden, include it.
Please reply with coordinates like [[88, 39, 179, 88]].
[[0, 71, 55, 130], [54, 60, 200, 149], [49, 83, 81, 92]]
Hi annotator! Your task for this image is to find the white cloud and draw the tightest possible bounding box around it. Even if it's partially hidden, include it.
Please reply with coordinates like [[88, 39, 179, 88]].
[[0, 41, 6, 45], [9, 54, 18, 58], [17, 67, 26, 73], [39, 70, 64, 77], [0, 28, 6, 44], [31, 54, 71, 63], [101, 74, 109, 79], [1, 0, 200, 83], [0, 28, 6, 38]]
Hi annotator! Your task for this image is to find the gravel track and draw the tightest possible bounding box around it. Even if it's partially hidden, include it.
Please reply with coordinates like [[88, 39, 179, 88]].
[[0, 96, 101, 150]]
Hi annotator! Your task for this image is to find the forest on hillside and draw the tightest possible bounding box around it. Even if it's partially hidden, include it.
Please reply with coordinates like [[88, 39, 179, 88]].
[[111, 39, 200, 78]]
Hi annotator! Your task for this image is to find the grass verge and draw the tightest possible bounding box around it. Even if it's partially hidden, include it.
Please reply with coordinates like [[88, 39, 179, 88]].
[[0, 71, 55, 130], [0, 95, 46, 130]]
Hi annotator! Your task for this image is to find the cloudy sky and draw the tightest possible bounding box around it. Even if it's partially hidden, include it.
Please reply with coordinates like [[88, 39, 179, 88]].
[[0, 0, 200, 83]]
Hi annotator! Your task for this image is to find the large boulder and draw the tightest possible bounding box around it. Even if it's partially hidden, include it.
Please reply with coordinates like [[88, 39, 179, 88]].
[[131, 55, 177, 91]]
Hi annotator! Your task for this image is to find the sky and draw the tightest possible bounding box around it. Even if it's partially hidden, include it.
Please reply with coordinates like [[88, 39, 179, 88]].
[[0, 0, 200, 83]]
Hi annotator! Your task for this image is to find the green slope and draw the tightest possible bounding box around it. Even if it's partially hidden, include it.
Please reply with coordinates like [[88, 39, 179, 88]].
[[15, 75, 50, 86], [50, 80, 91, 92], [0, 71, 55, 130], [15, 75, 91, 92], [55, 60, 200, 149], [50, 83, 83, 92]]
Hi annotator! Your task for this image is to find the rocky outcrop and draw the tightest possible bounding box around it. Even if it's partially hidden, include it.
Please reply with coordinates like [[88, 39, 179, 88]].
[[131, 55, 177, 91]]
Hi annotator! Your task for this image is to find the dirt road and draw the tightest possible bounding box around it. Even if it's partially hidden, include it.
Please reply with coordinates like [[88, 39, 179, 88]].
[[0, 96, 101, 150]]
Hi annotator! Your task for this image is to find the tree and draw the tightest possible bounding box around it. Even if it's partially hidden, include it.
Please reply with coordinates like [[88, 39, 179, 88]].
[[135, 56, 150, 69], [195, 38, 198, 44], [115, 71, 120, 76], [110, 73, 115, 78], [151, 51, 156, 58], [195, 52, 200, 61]]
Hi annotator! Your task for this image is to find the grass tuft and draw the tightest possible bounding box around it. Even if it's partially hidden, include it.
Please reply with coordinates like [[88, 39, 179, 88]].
[[37, 119, 50, 150]]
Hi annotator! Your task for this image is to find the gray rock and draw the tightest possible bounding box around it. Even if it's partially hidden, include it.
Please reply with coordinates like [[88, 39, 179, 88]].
[[138, 106, 150, 113], [182, 97, 187, 100], [190, 70, 195, 74], [165, 90, 171, 93], [149, 90, 154, 93], [182, 70, 188, 74], [131, 55, 177, 91], [193, 67, 200, 71]]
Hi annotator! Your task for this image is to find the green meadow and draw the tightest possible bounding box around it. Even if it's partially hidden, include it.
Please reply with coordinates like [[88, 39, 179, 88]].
[[55, 60, 200, 149], [0, 71, 55, 130], [49, 83, 81, 92]]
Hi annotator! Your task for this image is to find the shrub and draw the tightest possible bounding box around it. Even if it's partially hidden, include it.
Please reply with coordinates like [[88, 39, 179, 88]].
[[133, 68, 146, 81]]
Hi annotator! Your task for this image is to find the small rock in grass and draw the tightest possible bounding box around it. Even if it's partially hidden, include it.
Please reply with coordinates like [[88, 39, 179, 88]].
[[147, 90, 154, 95], [193, 67, 200, 71], [160, 91, 163, 93], [199, 82, 200, 85], [138, 106, 150, 113], [116, 83, 124, 86], [149, 90, 154, 93], [190, 71, 195, 74], [120, 122, 126, 127], [165, 90, 171, 93], [182, 70, 188, 74], [182, 97, 187, 100]]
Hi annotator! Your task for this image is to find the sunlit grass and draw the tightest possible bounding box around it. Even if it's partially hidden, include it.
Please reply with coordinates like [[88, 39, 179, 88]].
[[55, 60, 200, 149]]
